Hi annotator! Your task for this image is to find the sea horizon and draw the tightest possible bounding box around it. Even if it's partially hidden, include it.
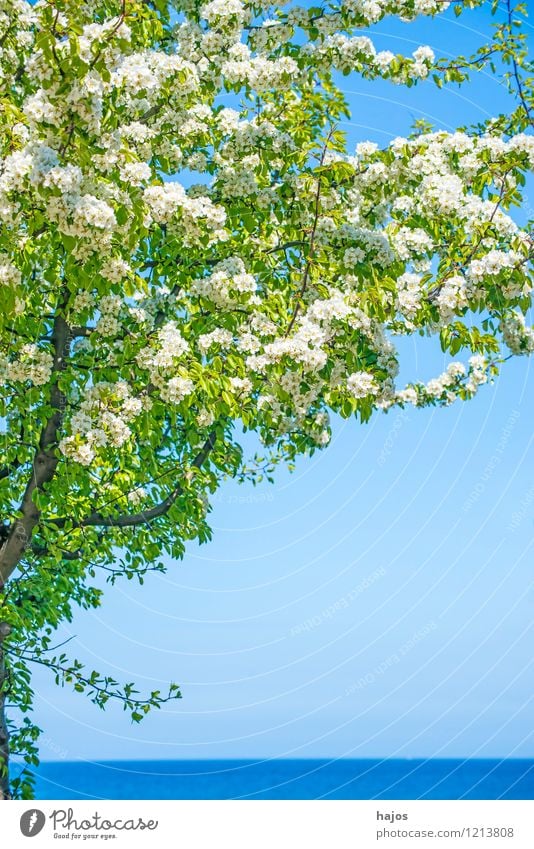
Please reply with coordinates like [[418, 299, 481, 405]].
[[31, 757, 534, 801]]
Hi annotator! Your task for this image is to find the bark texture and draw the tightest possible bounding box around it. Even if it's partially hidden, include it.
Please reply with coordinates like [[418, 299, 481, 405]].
[[0, 621, 11, 800], [0, 310, 70, 585]]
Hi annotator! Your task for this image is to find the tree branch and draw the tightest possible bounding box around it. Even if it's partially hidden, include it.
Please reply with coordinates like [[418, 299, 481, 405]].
[[0, 461, 21, 482], [0, 296, 71, 585], [285, 129, 334, 335], [52, 430, 217, 531], [6, 646, 181, 714], [506, 0, 533, 127], [0, 621, 11, 799]]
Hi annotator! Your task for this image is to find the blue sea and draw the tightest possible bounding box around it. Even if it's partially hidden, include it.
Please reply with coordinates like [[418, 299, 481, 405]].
[[33, 759, 534, 800]]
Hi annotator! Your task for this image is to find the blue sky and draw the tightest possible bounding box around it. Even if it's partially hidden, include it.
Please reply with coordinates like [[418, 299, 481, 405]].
[[31, 2, 533, 763]]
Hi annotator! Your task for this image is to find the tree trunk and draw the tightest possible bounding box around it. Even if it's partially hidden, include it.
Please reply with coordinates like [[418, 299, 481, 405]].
[[0, 621, 11, 800]]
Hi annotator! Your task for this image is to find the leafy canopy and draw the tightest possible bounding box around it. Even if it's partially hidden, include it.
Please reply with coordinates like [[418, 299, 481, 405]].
[[0, 0, 532, 797]]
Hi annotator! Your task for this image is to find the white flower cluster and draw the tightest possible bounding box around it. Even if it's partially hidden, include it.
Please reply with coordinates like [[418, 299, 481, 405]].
[[47, 192, 116, 243], [217, 157, 260, 198], [0, 149, 33, 205], [160, 376, 195, 405], [468, 250, 521, 282], [201, 0, 246, 26], [100, 257, 132, 283], [59, 382, 145, 466], [119, 161, 152, 187], [96, 295, 123, 337], [222, 54, 300, 93], [307, 291, 353, 325], [135, 322, 196, 406], [330, 0, 450, 25], [396, 273, 423, 320], [192, 258, 257, 306], [396, 361, 472, 407], [69, 18, 131, 65], [247, 317, 329, 374], [229, 376, 253, 395], [343, 247, 366, 267], [216, 108, 241, 134], [304, 34, 435, 81], [420, 173, 464, 214], [197, 409, 216, 428], [198, 329, 234, 353], [347, 371, 379, 398], [389, 227, 433, 262], [113, 51, 198, 102], [143, 184, 190, 223], [502, 312, 534, 355], [139, 322, 189, 370], [0, 0, 36, 92], [127, 487, 147, 506], [425, 361, 467, 399], [435, 275, 469, 319], [70, 290, 95, 317], [219, 115, 296, 159], [0, 261, 22, 287], [0, 344, 53, 387], [143, 183, 226, 244], [465, 355, 489, 394], [326, 224, 394, 269]]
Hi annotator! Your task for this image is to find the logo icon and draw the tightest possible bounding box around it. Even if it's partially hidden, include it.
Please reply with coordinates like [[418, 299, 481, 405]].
[[20, 809, 46, 837]]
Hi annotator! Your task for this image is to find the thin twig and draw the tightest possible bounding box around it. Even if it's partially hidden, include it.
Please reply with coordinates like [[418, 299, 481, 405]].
[[286, 128, 335, 335]]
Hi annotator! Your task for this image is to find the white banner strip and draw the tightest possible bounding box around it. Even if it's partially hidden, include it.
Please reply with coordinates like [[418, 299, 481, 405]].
[[1, 800, 533, 847]]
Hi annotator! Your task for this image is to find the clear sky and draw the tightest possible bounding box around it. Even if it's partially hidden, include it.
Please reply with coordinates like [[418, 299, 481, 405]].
[[31, 2, 533, 763]]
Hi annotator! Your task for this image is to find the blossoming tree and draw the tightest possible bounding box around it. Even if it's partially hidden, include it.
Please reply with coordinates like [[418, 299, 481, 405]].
[[0, 0, 532, 798]]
